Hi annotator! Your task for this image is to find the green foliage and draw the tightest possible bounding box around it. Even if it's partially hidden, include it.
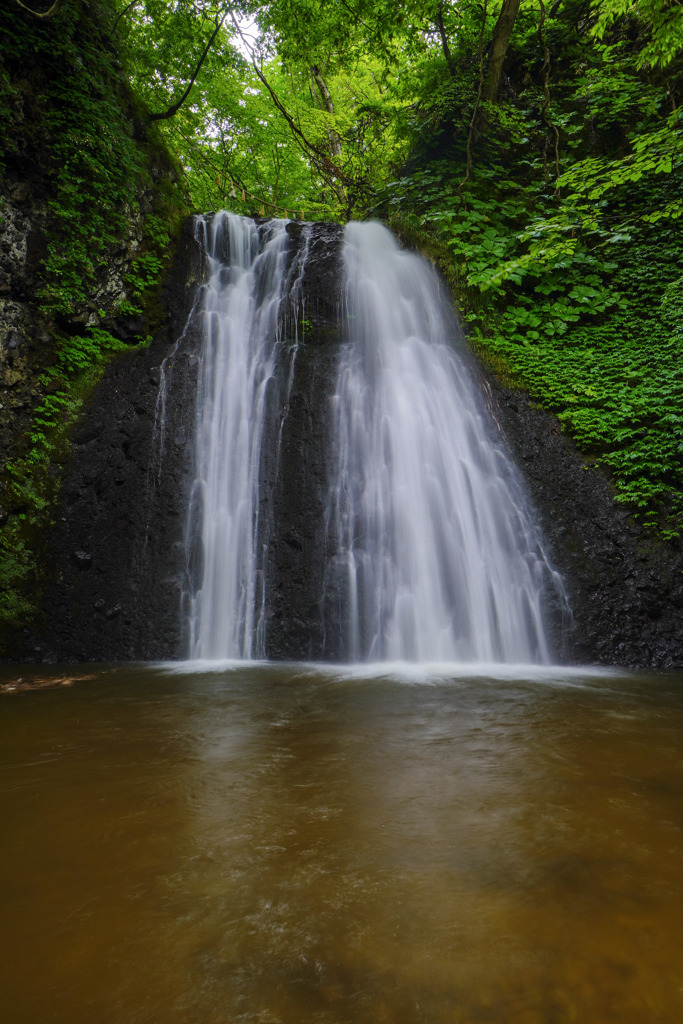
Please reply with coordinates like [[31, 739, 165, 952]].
[[0, 0, 188, 640], [372, 1, 683, 535], [592, 0, 683, 69]]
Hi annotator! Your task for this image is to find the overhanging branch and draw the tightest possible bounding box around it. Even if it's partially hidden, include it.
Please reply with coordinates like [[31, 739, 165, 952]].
[[12, 0, 65, 21], [110, 0, 140, 37], [229, 12, 351, 186], [149, 7, 228, 121]]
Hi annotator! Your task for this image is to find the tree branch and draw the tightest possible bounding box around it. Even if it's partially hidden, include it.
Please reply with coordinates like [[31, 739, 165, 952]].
[[149, 8, 228, 121], [110, 0, 140, 37], [12, 0, 65, 21], [229, 13, 350, 186], [538, 0, 561, 189], [458, 0, 488, 203]]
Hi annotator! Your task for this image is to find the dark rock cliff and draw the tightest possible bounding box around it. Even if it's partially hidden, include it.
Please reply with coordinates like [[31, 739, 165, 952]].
[[30, 220, 204, 662], [34, 218, 346, 662], [13, 216, 683, 668], [0, 187, 51, 465], [488, 384, 683, 669], [261, 221, 345, 660]]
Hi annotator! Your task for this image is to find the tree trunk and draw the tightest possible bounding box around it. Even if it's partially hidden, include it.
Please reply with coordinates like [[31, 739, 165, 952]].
[[485, 0, 522, 103], [310, 64, 347, 207], [436, 2, 456, 77]]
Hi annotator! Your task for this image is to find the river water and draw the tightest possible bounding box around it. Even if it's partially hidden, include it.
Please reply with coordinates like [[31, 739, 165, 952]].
[[2, 661, 682, 1023]]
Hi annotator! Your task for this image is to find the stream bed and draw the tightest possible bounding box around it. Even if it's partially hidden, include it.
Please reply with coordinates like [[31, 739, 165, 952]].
[[1, 661, 682, 1023]]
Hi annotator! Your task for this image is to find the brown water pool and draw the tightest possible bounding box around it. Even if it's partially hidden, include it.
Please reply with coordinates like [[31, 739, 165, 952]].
[[1, 661, 682, 1023]]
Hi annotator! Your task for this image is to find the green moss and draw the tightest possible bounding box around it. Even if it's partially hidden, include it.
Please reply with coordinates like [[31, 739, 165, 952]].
[[0, 0, 190, 648], [373, 130, 683, 539]]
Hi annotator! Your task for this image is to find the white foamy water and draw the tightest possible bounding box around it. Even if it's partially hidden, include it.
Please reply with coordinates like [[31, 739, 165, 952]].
[[186, 215, 567, 664], [325, 220, 567, 663], [186, 213, 297, 659]]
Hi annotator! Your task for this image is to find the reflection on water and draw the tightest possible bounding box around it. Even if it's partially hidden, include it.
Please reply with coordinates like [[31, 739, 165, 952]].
[[1, 662, 682, 1024]]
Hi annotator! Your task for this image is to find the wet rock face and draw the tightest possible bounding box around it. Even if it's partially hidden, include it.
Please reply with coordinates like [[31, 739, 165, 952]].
[[35, 220, 205, 662], [0, 187, 52, 475], [487, 383, 683, 669], [261, 222, 344, 658], [28, 217, 683, 668], [36, 218, 345, 663], [243, 220, 345, 661]]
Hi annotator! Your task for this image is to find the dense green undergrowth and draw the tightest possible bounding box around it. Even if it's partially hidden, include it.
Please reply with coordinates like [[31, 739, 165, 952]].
[[0, 0, 189, 645], [375, 32, 683, 537]]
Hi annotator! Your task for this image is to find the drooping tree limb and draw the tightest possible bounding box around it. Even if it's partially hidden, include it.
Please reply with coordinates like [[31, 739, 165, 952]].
[[252, 57, 331, 164], [537, 0, 561, 188], [435, 1, 456, 77], [458, 0, 488, 203], [149, 7, 228, 121], [230, 13, 374, 216], [255, 59, 351, 188], [12, 0, 65, 21], [110, 0, 140, 36], [229, 13, 351, 187], [231, 15, 322, 154]]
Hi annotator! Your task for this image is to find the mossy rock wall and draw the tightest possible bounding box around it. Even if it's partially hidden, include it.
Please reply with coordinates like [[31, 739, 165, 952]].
[[0, 0, 189, 654]]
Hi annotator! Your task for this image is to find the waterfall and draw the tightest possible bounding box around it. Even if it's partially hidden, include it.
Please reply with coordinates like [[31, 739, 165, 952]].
[[185, 213, 567, 664], [324, 221, 566, 663], [186, 213, 302, 659]]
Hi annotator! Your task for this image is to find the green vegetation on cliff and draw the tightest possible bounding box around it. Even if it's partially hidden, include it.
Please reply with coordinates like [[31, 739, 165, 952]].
[[0, 0, 189, 645], [375, 37, 683, 533]]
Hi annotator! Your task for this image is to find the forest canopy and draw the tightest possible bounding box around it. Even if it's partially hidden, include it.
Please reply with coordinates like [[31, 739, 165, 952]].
[[87, 0, 682, 221]]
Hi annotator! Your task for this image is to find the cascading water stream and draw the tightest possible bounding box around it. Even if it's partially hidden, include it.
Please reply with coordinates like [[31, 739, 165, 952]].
[[185, 213, 567, 664], [325, 221, 567, 663], [186, 213, 301, 659]]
